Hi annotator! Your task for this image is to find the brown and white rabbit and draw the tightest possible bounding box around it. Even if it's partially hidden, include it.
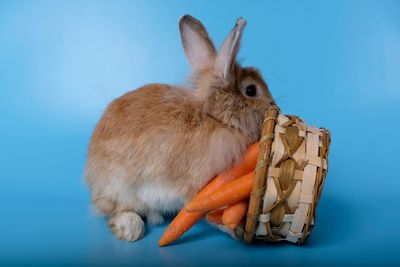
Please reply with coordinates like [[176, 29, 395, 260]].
[[85, 15, 275, 241]]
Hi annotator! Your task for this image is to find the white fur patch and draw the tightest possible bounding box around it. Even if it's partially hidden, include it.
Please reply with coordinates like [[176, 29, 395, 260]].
[[137, 184, 184, 214], [109, 212, 145, 241]]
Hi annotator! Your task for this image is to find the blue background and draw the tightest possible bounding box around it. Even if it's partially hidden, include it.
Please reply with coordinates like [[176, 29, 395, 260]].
[[1, 0, 399, 266]]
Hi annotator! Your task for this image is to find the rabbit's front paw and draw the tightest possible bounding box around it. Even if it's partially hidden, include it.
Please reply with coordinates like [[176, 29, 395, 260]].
[[109, 211, 145, 241]]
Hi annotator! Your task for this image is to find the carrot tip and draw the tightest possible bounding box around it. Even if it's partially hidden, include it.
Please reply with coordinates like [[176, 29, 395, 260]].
[[158, 240, 167, 247]]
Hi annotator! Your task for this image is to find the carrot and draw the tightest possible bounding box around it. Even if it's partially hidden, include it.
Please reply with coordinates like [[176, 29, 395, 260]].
[[206, 209, 224, 225], [158, 210, 203, 247], [222, 200, 248, 229], [158, 143, 259, 247], [195, 142, 259, 198], [185, 172, 254, 212]]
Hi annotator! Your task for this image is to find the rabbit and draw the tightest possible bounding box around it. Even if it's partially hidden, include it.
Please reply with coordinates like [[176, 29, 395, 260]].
[[85, 15, 275, 242]]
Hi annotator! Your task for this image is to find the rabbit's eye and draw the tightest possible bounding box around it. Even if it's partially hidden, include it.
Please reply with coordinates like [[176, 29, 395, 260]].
[[245, 85, 257, 97]]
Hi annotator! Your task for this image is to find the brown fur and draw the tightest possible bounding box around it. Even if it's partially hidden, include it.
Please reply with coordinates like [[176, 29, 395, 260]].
[[85, 15, 274, 241]]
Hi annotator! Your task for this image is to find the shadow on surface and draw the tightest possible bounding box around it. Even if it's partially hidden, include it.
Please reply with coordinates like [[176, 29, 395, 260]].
[[166, 227, 219, 247], [305, 193, 360, 247], [231, 193, 360, 249]]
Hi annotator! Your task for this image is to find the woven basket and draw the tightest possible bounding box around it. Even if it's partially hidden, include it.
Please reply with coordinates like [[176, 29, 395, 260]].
[[244, 105, 331, 244]]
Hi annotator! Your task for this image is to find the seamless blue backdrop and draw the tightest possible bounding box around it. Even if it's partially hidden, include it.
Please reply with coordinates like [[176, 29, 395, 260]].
[[1, 0, 399, 266]]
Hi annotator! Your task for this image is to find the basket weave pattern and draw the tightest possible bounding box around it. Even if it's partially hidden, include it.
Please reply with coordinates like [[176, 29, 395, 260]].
[[244, 106, 331, 244]]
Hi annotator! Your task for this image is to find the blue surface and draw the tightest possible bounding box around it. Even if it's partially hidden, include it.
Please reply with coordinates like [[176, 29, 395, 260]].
[[1, 0, 400, 266]]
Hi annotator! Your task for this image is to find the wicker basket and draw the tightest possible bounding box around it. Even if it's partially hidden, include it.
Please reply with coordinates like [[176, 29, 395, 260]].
[[244, 105, 331, 244]]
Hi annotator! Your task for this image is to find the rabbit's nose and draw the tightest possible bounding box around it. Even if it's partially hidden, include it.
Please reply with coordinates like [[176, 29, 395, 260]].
[[270, 100, 277, 105]]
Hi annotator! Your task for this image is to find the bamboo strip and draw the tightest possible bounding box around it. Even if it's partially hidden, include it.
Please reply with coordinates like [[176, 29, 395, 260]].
[[244, 105, 280, 242]]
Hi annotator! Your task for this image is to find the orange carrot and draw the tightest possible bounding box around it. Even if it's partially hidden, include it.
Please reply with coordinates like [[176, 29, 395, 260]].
[[158, 143, 259, 247], [185, 172, 254, 212], [222, 200, 249, 229], [206, 209, 224, 225], [158, 210, 203, 247], [196, 142, 259, 198]]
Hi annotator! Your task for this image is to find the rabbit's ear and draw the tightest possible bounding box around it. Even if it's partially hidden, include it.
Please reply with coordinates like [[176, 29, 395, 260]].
[[179, 15, 216, 70], [215, 18, 247, 83]]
